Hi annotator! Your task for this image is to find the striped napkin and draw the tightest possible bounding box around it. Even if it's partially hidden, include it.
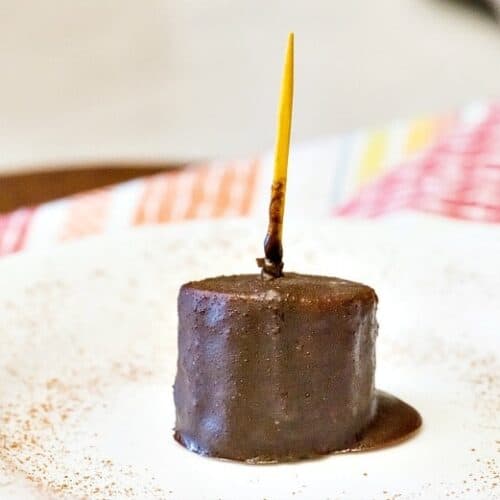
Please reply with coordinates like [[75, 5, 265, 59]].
[[1, 102, 499, 257]]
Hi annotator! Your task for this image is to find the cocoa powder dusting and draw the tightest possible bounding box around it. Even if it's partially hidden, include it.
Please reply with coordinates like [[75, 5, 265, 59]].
[[0, 268, 170, 499], [0, 219, 498, 498]]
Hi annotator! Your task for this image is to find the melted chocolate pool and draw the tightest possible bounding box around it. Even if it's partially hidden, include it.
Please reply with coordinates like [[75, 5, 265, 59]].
[[342, 390, 422, 455], [175, 390, 422, 464], [174, 274, 422, 463]]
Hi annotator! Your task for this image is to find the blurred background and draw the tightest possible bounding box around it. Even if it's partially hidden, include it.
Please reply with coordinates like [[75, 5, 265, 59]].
[[0, 0, 499, 173]]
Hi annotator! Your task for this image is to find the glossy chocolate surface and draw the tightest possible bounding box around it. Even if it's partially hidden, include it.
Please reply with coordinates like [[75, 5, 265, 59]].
[[174, 273, 380, 462]]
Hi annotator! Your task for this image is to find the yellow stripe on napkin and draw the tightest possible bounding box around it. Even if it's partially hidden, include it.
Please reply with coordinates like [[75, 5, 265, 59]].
[[405, 118, 435, 154], [357, 130, 388, 185]]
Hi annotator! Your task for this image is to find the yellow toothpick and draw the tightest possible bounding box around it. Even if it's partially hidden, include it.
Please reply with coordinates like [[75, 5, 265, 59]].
[[258, 32, 294, 279], [273, 32, 294, 191]]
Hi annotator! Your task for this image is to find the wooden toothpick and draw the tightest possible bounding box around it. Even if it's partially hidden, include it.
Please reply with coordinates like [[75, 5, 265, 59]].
[[258, 32, 294, 279]]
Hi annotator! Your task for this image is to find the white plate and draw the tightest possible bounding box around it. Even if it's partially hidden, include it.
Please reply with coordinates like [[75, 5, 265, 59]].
[[0, 215, 498, 499]]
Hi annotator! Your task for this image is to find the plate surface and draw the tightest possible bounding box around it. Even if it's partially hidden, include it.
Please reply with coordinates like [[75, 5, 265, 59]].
[[0, 215, 498, 499]]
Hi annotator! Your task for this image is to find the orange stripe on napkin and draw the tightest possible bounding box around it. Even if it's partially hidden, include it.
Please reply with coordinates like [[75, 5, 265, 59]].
[[60, 190, 111, 241], [239, 160, 259, 215], [133, 161, 260, 225], [134, 175, 170, 224], [212, 165, 237, 217], [184, 166, 210, 219], [158, 173, 182, 222], [240, 160, 260, 216]]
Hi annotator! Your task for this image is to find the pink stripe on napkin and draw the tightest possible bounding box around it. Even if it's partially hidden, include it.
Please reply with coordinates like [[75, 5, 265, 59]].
[[0, 208, 36, 256], [334, 105, 500, 223]]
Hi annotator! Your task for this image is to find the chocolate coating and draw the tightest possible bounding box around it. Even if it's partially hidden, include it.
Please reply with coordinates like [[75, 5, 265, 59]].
[[174, 273, 379, 462]]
